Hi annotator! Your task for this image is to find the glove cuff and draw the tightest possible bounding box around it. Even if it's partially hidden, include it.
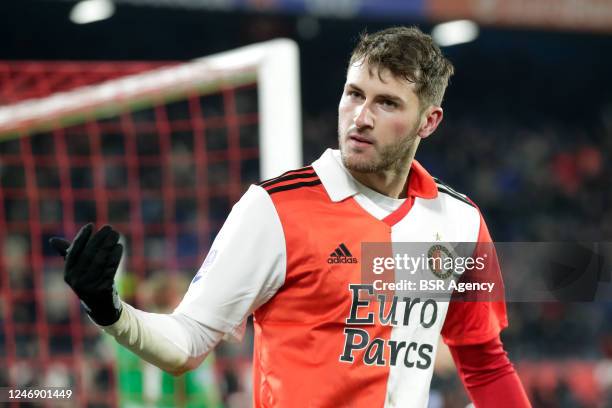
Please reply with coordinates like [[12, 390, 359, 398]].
[[84, 302, 123, 326], [80, 284, 123, 326]]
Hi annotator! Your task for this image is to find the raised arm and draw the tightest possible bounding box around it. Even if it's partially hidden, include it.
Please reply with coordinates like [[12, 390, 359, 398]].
[[51, 185, 286, 375]]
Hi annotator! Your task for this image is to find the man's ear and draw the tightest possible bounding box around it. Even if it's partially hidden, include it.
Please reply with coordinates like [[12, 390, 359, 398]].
[[417, 106, 443, 139]]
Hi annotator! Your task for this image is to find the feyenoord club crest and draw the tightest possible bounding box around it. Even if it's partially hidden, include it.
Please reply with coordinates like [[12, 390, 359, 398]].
[[427, 244, 454, 279]]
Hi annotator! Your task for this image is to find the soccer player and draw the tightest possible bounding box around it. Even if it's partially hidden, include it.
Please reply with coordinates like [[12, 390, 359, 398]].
[[51, 27, 531, 407]]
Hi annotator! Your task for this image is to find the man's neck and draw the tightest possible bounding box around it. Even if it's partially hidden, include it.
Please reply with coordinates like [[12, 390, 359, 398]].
[[348, 164, 412, 199]]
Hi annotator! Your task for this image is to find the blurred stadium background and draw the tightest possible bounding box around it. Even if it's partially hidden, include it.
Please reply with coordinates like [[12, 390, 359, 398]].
[[1, 0, 612, 407]]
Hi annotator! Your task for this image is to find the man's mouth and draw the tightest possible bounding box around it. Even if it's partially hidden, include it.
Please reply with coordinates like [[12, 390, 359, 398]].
[[348, 133, 374, 146]]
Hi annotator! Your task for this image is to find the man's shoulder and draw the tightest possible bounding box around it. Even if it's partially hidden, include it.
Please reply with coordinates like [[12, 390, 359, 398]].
[[431, 176, 476, 209], [256, 165, 323, 197], [426, 177, 483, 242]]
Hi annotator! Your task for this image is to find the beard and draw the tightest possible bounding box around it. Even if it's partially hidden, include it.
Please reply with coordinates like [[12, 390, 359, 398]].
[[338, 126, 419, 174]]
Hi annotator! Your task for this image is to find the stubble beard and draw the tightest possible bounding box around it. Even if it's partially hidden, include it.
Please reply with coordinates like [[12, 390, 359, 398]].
[[339, 126, 419, 174]]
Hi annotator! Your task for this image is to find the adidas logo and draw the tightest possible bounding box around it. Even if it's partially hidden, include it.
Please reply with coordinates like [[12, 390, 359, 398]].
[[327, 243, 358, 264]]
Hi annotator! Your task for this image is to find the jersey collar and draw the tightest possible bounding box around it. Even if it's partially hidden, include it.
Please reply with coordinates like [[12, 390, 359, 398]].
[[312, 149, 438, 203]]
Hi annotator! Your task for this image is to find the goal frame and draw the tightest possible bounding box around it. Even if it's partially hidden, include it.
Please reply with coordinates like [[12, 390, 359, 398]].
[[0, 38, 302, 179]]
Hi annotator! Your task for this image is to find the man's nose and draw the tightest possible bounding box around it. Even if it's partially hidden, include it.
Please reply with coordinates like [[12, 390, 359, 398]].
[[354, 103, 374, 129]]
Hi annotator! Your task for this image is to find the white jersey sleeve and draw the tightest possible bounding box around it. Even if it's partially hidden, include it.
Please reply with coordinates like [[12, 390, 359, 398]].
[[175, 184, 287, 338], [101, 184, 287, 373]]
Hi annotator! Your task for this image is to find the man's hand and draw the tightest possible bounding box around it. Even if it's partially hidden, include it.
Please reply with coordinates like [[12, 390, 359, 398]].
[[49, 224, 124, 326]]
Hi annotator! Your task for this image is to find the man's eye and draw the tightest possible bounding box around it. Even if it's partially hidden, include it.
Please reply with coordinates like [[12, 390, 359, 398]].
[[348, 91, 363, 99], [381, 100, 397, 108]]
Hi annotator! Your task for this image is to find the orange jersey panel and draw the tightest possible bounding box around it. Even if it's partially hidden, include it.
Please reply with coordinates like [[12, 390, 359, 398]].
[[254, 172, 392, 407]]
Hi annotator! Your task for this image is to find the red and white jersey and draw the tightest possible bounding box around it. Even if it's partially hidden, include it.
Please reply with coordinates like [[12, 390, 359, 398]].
[[176, 149, 508, 407]]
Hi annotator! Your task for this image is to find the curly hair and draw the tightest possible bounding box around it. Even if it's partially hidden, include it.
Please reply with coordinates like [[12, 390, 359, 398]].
[[349, 26, 454, 108]]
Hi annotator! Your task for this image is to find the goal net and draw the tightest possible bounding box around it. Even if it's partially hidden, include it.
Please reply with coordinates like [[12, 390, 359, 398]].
[[0, 39, 301, 407]]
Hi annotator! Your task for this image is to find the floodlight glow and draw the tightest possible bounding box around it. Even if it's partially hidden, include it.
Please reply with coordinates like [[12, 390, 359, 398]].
[[431, 20, 479, 47], [70, 0, 115, 25]]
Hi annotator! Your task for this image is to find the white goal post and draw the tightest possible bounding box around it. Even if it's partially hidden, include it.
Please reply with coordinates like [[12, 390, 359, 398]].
[[0, 38, 302, 179]]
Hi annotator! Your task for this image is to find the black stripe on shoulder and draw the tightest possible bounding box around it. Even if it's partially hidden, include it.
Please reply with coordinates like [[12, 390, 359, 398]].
[[433, 177, 474, 207], [266, 179, 322, 195], [257, 166, 314, 187], [433, 177, 468, 198], [436, 186, 475, 207], [258, 171, 317, 188]]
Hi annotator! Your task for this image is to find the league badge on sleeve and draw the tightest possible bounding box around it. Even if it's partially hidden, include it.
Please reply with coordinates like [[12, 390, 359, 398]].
[[192, 249, 218, 283]]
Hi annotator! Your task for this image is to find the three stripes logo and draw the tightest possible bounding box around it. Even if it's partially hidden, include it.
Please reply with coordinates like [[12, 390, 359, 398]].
[[257, 166, 321, 195], [328, 243, 358, 264]]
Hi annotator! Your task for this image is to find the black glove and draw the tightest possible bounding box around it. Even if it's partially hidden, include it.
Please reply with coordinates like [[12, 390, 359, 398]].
[[49, 224, 124, 326]]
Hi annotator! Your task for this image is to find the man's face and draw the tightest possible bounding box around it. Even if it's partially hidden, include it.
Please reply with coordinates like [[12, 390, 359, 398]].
[[338, 60, 424, 173]]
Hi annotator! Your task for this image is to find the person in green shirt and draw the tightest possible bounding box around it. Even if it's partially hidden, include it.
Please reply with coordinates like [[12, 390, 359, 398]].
[[114, 272, 223, 408]]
